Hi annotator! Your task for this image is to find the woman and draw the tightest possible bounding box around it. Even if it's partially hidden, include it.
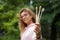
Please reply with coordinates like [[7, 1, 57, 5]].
[[18, 8, 41, 40]]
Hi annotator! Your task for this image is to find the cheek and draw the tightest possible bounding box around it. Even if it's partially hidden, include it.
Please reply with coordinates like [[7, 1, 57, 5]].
[[26, 17, 30, 21], [23, 16, 30, 22], [26, 15, 31, 20], [25, 16, 29, 20], [23, 17, 30, 24], [24, 16, 31, 22], [23, 15, 32, 23]]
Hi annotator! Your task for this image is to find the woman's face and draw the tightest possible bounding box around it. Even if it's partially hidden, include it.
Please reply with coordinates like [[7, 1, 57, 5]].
[[20, 11, 33, 24]]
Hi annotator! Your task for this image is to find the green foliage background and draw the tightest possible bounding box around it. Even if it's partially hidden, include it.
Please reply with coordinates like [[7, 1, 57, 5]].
[[0, 0, 60, 40]]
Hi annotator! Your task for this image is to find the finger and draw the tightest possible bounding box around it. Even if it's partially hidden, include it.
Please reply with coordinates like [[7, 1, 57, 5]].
[[34, 26, 39, 32], [35, 23, 41, 29], [35, 23, 40, 25], [34, 26, 40, 32], [34, 28, 39, 33]]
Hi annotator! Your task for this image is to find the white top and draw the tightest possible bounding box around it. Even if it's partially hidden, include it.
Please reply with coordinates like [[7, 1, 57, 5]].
[[21, 23, 36, 40]]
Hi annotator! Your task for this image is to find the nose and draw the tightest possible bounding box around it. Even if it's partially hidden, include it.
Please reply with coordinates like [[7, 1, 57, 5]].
[[22, 16, 25, 20]]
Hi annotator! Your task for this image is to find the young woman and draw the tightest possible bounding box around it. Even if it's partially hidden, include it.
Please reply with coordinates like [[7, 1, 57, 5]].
[[18, 8, 41, 40]]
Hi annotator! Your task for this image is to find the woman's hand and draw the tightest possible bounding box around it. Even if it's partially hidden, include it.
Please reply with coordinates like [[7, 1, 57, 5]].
[[34, 22, 41, 39], [34, 22, 41, 33]]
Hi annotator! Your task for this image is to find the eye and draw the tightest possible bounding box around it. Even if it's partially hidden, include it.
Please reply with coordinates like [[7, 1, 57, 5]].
[[20, 14, 27, 19], [24, 14, 28, 16]]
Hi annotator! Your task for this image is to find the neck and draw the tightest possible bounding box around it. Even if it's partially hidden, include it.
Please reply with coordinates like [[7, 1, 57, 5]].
[[27, 20, 33, 26]]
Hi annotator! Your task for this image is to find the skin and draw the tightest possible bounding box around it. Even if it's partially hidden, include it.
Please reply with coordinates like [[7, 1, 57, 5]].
[[20, 11, 41, 39], [20, 12, 33, 26]]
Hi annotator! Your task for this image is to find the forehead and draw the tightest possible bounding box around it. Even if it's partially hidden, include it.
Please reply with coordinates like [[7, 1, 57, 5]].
[[21, 11, 29, 16]]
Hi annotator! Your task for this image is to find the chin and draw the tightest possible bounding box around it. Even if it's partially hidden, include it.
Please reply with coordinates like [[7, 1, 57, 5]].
[[24, 21, 28, 24]]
